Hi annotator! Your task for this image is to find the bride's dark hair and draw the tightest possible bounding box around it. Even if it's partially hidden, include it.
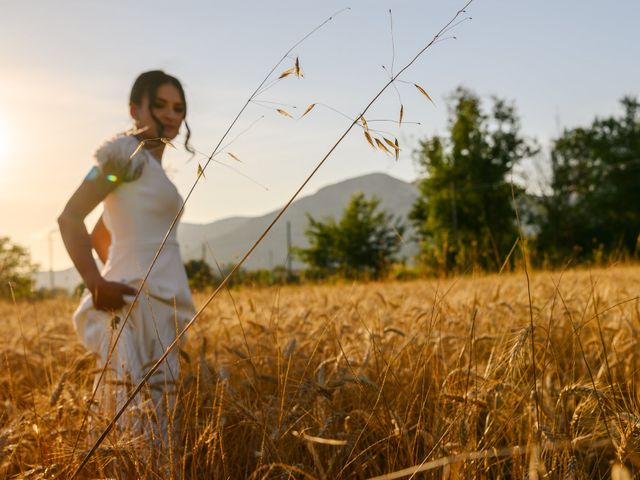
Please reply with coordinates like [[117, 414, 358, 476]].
[[129, 70, 195, 154]]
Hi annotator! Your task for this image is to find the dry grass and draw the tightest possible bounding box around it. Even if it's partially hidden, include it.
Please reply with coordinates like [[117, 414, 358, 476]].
[[2, 265, 640, 478]]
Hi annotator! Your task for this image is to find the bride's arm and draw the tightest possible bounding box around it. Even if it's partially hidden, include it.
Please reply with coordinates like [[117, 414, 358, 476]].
[[90, 215, 111, 265], [58, 170, 135, 310]]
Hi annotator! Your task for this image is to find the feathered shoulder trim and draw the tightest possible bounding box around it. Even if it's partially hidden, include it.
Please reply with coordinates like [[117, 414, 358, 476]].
[[94, 134, 147, 183]]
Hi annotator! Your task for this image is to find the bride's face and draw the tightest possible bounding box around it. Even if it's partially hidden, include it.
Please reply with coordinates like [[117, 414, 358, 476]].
[[131, 83, 185, 140]]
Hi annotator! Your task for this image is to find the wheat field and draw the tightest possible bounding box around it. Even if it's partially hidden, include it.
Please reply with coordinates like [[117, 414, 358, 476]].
[[2, 265, 640, 479]]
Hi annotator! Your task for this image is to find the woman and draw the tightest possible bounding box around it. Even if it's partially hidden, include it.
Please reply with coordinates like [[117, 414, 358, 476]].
[[58, 71, 196, 455]]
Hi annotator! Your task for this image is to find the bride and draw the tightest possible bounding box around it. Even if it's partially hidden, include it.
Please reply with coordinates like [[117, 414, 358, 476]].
[[58, 70, 196, 464]]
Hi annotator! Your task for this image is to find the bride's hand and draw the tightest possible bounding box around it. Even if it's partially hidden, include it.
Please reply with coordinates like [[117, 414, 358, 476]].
[[89, 277, 137, 311]]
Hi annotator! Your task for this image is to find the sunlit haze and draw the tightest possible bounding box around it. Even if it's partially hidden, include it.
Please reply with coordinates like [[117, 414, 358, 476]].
[[0, 112, 8, 169], [1, 0, 638, 271]]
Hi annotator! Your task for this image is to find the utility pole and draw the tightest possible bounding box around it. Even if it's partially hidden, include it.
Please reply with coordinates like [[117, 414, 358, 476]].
[[286, 221, 293, 277], [48, 229, 56, 290]]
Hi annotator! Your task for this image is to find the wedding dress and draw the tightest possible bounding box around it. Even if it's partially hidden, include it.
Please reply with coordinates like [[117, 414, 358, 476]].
[[72, 134, 195, 448]]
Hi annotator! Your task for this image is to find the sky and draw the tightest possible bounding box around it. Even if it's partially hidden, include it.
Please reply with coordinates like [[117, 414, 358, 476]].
[[1, 0, 638, 271]]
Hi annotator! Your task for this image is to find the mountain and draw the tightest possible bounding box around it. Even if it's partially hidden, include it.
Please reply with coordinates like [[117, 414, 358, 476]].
[[33, 267, 82, 292], [178, 216, 251, 242], [35, 173, 419, 290], [178, 173, 419, 270]]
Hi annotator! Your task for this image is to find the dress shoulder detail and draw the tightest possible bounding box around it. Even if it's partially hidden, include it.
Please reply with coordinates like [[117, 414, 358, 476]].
[[94, 134, 146, 183]]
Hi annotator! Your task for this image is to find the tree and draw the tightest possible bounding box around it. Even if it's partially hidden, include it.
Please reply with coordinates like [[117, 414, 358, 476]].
[[537, 96, 640, 263], [0, 237, 37, 300], [297, 193, 404, 279], [409, 87, 537, 273], [184, 259, 214, 290]]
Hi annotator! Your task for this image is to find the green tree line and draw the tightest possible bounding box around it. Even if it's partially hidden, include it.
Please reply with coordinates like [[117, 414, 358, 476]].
[[301, 88, 640, 278], [300, 87, 639, 279]]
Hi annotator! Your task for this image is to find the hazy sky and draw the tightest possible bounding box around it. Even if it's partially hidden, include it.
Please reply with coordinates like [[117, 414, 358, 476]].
[[1, 1, 638, 270]]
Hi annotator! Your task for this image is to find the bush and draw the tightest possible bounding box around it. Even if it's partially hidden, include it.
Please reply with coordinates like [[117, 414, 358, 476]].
[[0, 236, 38, 301], [296, 192, 404, 279]]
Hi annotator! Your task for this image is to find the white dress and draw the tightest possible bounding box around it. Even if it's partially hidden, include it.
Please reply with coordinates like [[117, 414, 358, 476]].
[[72, 134, 195, 444]]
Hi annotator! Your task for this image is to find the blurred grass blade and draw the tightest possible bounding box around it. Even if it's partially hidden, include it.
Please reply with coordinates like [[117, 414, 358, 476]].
[[375, 137, 391, 154], [360, 115, 370, 132], [277, 108, 294, 118], [279, 68, 295, 79], [364, 130, 375, 148], [227, 152, 242, 162], [415, 83, 435, 105], [160, 137, 176, 148], [129, 140, 146, 159], [295, 56, 303, 77], [301, 103, 316, 118]]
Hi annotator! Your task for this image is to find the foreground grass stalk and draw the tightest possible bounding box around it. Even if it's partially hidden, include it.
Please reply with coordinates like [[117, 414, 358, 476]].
[[551, 277, 617, 446], [511, 184, 542, 444], [71, 2, 474, 476]]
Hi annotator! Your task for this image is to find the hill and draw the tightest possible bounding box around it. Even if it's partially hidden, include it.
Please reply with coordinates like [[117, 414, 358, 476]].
[[178, 172, 418, 270]]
